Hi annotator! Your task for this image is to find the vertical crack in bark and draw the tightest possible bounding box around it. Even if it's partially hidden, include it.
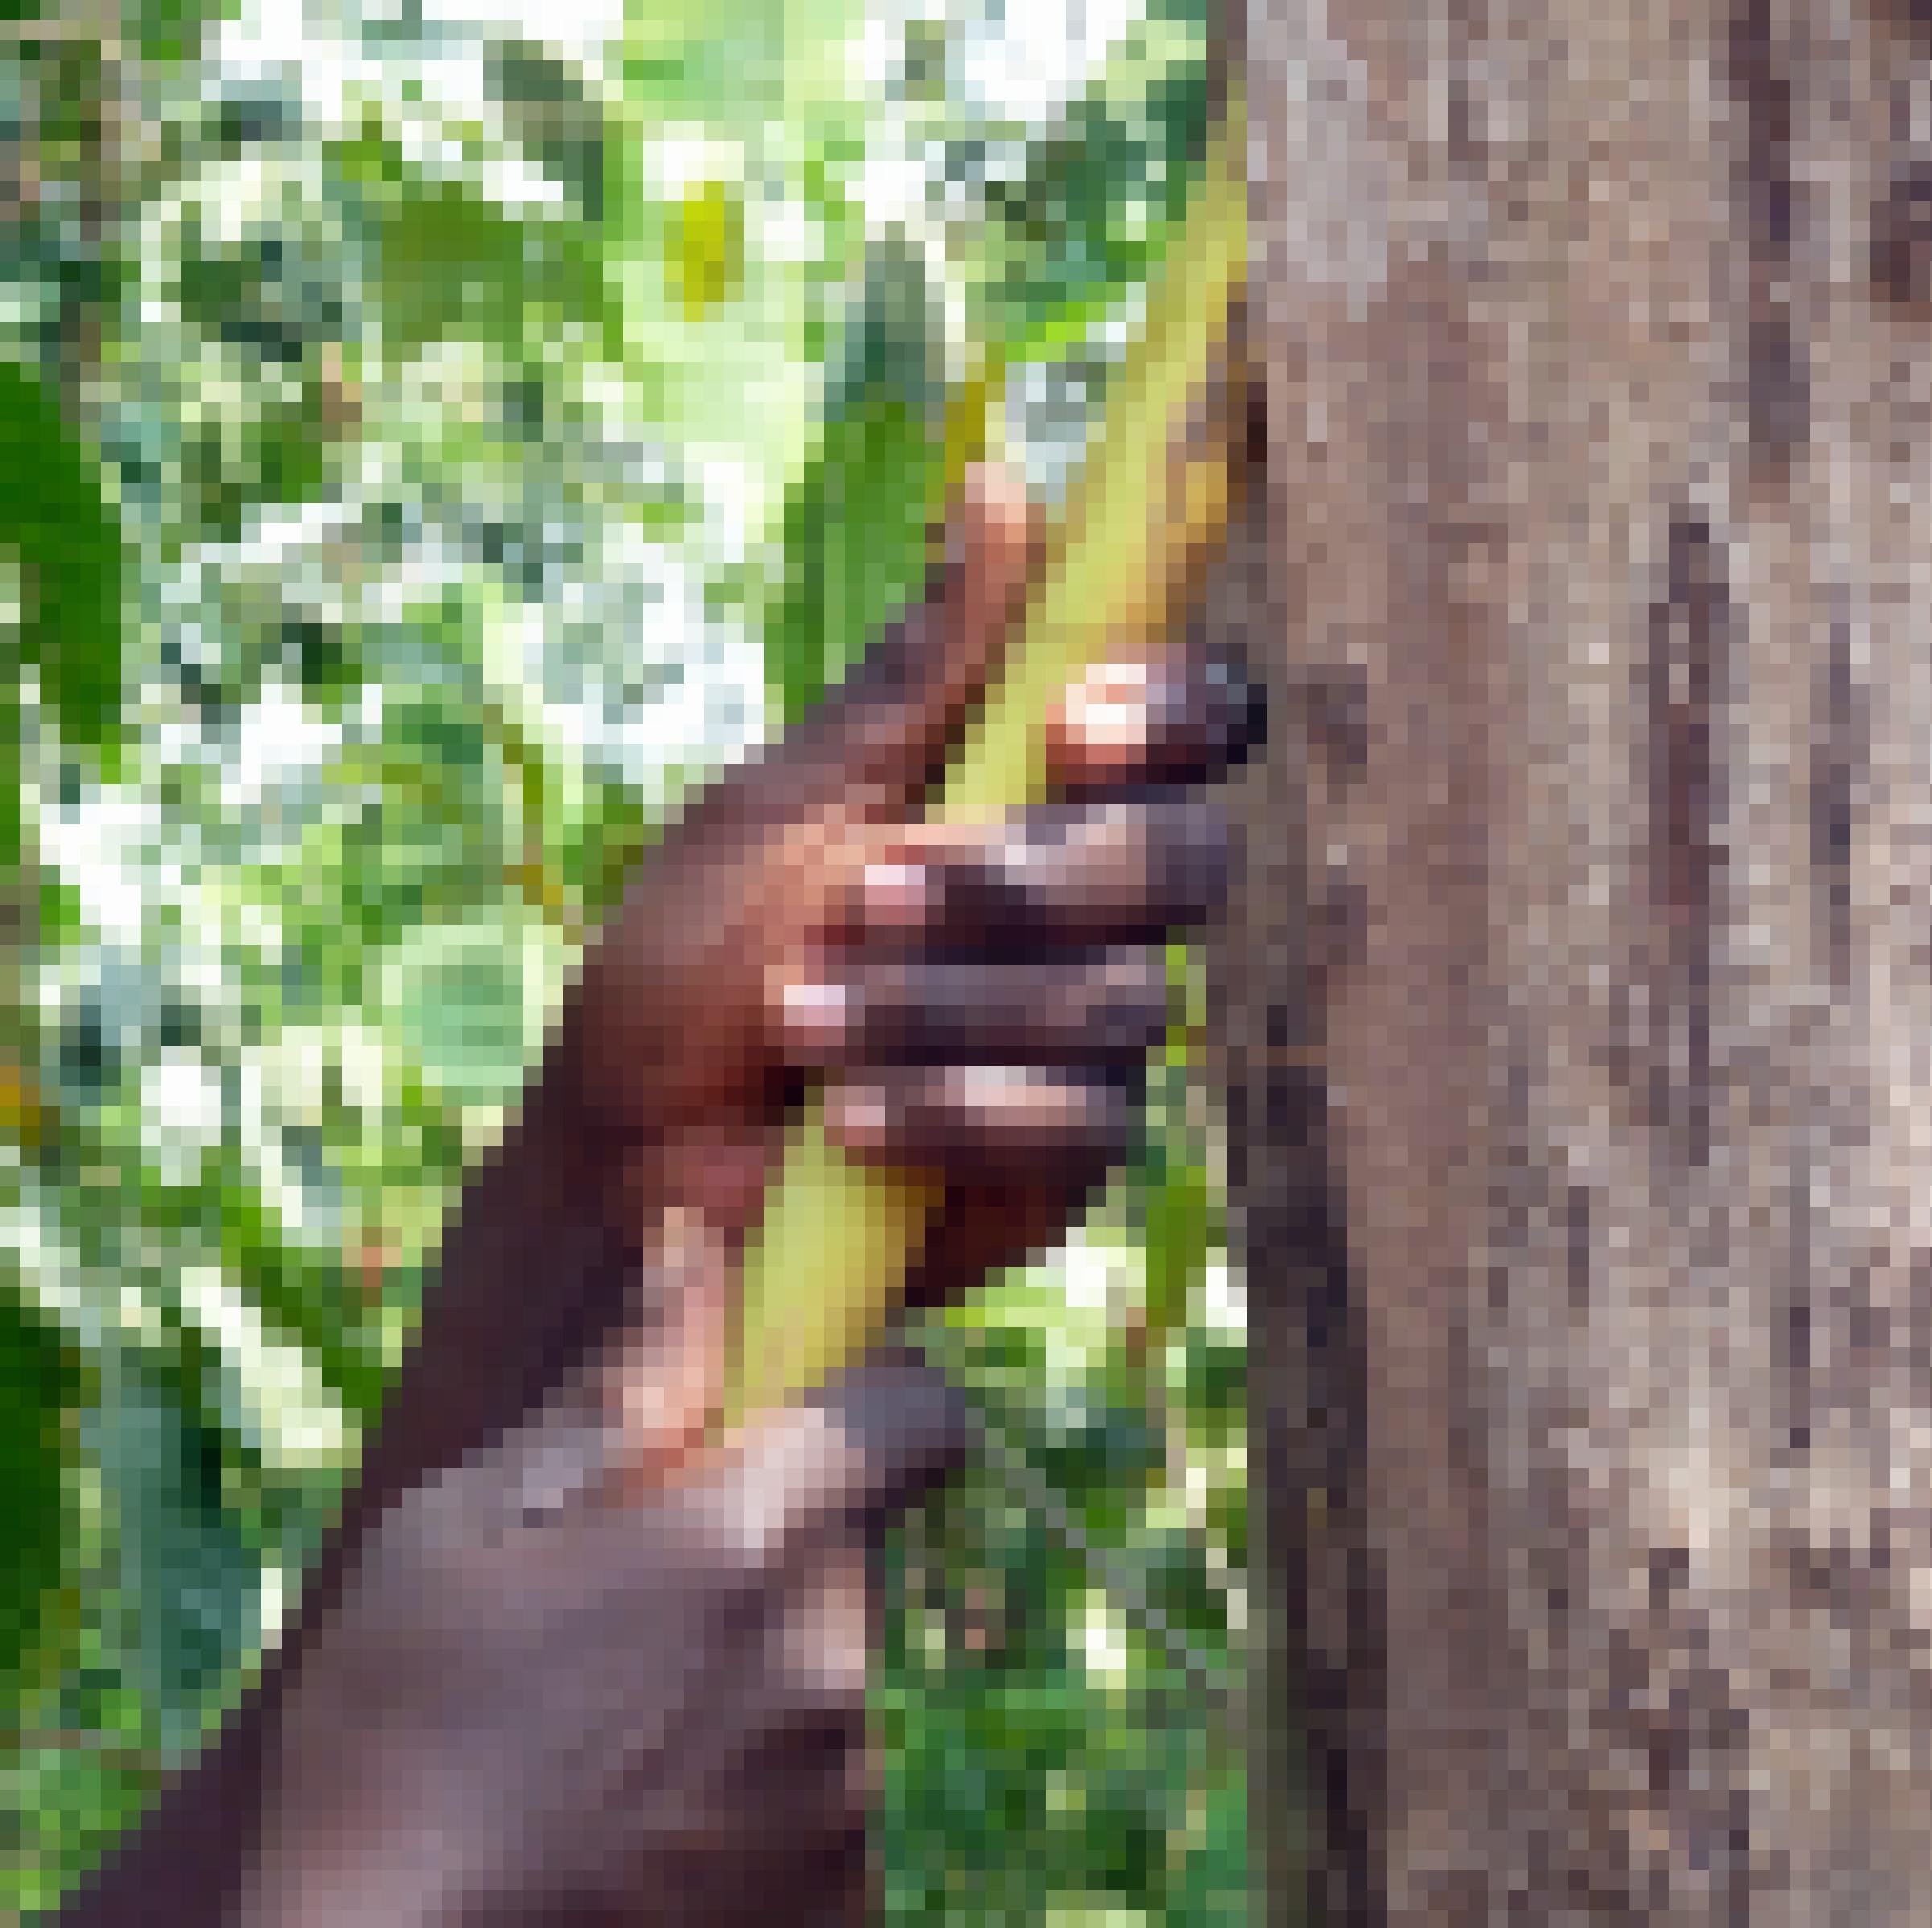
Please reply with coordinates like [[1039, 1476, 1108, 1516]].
[[1564, 1182, 1593, 1318], [1869, 157, 1932, 310], [1730, 0, 1808, 475], [1778, 1137, 1815, 1462], [1810, 602, 1866, 998], [1624, 511, 1757, 1918], [1641, 515, 1731, 1171], [1231, 1043, 1376, 1928]]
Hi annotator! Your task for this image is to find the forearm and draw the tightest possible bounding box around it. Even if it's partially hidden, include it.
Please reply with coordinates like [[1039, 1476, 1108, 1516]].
[[57, 1733, 462, 1928], [58, 1070, 662, 1928], [54, 1675, 277, 1925], [229, 1715, 485, 1928], [353, 1089, 635, 1499]]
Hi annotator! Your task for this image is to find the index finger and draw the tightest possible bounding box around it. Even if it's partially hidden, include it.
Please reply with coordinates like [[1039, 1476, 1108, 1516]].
[[669, 1350, 974, 1575], [758, 465, 1045, 822], [1043, 640, 1267, 798]]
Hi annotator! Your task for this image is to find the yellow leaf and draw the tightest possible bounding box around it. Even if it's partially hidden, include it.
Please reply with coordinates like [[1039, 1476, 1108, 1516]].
[[665, 179, 745, 321]]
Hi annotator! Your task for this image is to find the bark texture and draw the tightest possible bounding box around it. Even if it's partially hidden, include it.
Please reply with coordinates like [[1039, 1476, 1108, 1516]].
[[1235, 0, 1932, 1919]]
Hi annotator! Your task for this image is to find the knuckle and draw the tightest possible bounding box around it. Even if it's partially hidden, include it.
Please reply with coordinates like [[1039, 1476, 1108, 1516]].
[[1153, 796, 1234, 910]]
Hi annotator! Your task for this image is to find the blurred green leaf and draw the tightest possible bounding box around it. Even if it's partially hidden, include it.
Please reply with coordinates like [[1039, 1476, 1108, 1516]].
[[1140, 1140, 1213, 1354], [763, 236, 948, 722], [664, 179, 745, 320], [0, 360, 125, 858], [86, 1366, 257, 1749], [486, 38, 610, 220], [972, 18, 1212, 360], [0, 1288, 80, 1699], [10, 2, 1248, 1912], [129, 0, 224, 67], [331, 120, 625, 363]]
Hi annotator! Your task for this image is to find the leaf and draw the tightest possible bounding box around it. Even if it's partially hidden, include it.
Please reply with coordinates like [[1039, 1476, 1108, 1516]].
[[383, 919, 538, 1107], [0, 360, 127, 860], [88, 1364, 258, 1749], [762, 236, 951, 723], [0, 1285, 81, 1698], [486, 38, 610, 220], [1137, 1133, 1213, 1355], [331, 121, 625, 364], [972, 18, 1212, 357], [178, 380, 338, 539], [129, 0, 222, 66], [664, 179, 746, 321]]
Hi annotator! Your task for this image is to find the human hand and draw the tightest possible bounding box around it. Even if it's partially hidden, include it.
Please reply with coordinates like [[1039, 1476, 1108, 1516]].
[[552, 466, 1260, 1438], [237, 1346, 972, 1928], [64, 471, 1260, 1928]]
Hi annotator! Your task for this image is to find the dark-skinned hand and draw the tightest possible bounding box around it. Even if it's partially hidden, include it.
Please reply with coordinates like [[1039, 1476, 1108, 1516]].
[[236, 1350, 974, 1927], [551, 462, 1259, 1466], [66, 466, 1259, 1928]]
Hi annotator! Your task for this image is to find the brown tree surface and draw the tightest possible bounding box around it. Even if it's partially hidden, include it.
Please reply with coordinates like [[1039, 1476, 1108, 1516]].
[[1234, 1, 1932, 1919]]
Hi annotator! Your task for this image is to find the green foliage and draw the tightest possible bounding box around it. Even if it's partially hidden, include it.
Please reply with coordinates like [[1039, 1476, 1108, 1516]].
[[5, 0, 1243, 1917], [84, 1367, 258, 1747], [664, 178, 746, 320], [1138, 1124, 1218, 1355], [763, 235, 950, 721], [128, 0, 224, 68], [331, 117, 627, 364], [486, 38, 608, 220], [885, 1261, 1247, 1926], [972, 13, 1215, 362], [0, 360, 126, 857], [0, 1291, 80, 1700]]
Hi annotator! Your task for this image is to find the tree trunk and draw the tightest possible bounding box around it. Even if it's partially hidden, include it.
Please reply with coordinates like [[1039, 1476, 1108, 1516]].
[[1235, 0, 1932, 1918]]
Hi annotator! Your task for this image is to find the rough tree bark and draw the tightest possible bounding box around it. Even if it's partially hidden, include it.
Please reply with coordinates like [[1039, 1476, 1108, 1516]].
[[1233, 0, 1932, 1920]]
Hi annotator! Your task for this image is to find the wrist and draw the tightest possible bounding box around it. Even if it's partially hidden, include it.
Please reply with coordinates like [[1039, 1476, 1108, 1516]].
[[350, 1085, 646, 1498], [234, 1803, 475, 1928], [55, 1697, 274, 1926], [237, 1666, 499, 1928]]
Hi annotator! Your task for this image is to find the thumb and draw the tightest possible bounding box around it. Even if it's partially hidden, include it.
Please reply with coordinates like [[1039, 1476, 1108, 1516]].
[[676, 1346, 974, 1573], [770, 465, 1040, 818]]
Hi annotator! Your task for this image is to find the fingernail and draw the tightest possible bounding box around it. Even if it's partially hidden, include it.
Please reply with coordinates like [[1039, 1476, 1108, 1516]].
[[1058, 653, 1266, 781], [964, 462, 1033, 544], [827, 1087, 893, 1150], [1066, 660, 1157, 755], [780, 979, 852, 1049], [1158, 799, 1235, 919], [861, 861, 934, 927]]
